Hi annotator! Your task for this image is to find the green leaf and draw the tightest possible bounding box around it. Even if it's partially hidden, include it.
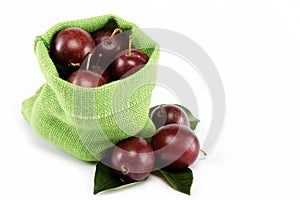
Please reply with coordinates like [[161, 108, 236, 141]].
[[155, 168, 193, 195], [149, 104, 200, 130], [94, 162, 138, 195]]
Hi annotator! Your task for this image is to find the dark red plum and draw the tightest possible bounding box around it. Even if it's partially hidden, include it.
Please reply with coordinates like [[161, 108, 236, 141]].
[[110, 35, 148, 80], [68, 70, 108, 88], [151, 124, 200, 169], [93, 29, 112, 45], [50, 27, 95, 69], [150, 104, 190, 129], [95, 28, 126, 64], [111, 137, 154, 181]]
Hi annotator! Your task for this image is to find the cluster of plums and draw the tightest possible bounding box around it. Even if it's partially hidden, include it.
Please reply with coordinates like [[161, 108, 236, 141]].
[[50, 27, 148, 87], [50, 27, 200, 183], [111, 104, 200, 182]]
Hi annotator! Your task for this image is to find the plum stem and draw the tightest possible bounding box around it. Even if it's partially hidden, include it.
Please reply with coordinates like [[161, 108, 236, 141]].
[[86, 53, 93, 70], [159, 105, 163, 112], [69, 62, 80, 67], [128, 35, 133, 56], [158, 105, 164, 116], [95, 54, 102, 67], [121, 165, 129, 175], [109, 28, 122, 41], [200, 149, 207, 157]]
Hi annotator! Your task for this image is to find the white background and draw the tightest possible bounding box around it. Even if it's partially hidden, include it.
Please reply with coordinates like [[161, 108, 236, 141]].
[[1, 0, 300, 199]]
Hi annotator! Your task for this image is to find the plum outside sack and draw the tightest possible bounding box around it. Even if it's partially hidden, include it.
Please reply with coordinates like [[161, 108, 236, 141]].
[[21, 14, 160, 162]]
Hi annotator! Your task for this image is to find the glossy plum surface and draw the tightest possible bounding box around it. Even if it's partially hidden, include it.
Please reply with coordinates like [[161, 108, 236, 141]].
[[50, 28, 95, 68], [68, 69, 108, 88], [90, 66, 111, 82], [93, 29, 112, 45], [95, 29, 126, 64], [111, 137, 154, 181], [150, 104, 190, 129], [151, 124, 200, 169], [110, 49, 148, 80]]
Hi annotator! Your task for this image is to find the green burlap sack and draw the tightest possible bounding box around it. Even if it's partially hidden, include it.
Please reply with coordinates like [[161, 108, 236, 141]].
[[22, 15, 160, 162]]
